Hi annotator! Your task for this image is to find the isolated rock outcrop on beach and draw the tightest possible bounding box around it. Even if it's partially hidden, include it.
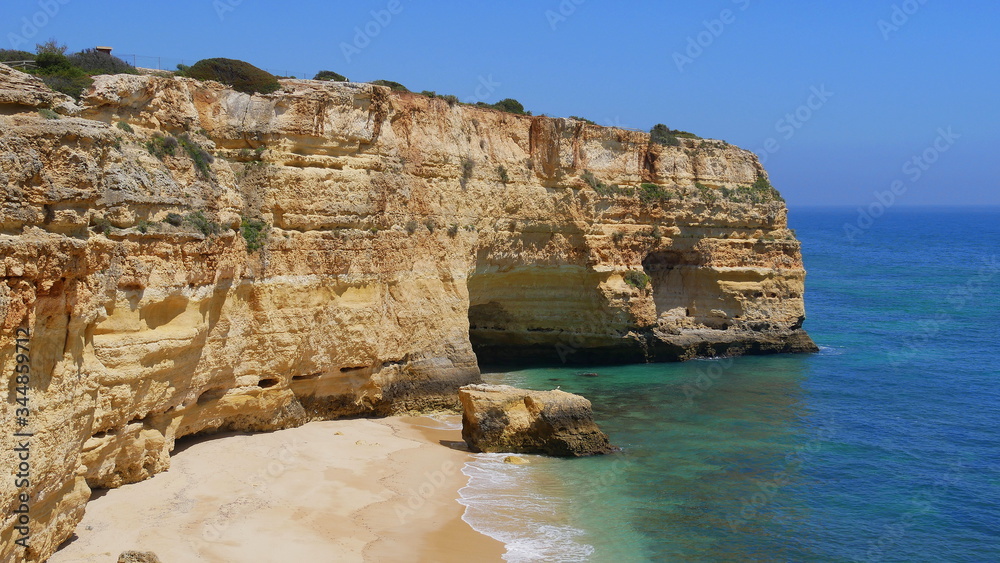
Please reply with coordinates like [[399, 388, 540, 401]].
[[0, 62, 815, 560], [459, 384, 615, 456]]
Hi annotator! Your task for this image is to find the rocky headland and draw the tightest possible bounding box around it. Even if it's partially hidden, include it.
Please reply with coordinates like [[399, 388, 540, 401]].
[[0, 62, 814, 561]]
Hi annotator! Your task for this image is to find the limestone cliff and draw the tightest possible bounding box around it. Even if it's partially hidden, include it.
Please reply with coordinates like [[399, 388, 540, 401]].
[[0, 64, 815, 561]]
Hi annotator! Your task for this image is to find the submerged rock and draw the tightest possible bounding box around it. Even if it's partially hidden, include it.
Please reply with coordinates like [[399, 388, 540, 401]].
[[459, 384, 615, 456], [504, 455, 530, 465]]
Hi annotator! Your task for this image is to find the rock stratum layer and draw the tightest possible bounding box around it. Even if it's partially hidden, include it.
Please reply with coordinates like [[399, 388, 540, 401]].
[[0, 63, 815, 561], [460, 384, 615, 456]]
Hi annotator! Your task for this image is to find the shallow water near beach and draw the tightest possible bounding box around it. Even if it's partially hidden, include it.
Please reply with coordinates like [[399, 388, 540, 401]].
[[460, 207, 1000, 562]]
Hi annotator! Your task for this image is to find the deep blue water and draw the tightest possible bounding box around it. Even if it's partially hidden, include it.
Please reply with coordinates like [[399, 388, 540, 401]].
[[463, 207, 1000, 562]]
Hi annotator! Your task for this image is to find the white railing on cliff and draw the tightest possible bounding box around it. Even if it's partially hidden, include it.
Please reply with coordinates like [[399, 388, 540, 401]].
[[3, 60, 37, 70]]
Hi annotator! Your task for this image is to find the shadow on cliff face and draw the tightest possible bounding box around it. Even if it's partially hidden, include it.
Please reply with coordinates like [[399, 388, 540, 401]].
[[642, 250, 700, 324], [465, 269, 649, 367], [465, 253, 817, 368]]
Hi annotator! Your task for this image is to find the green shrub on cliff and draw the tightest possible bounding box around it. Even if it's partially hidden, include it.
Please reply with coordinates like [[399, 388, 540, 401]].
[[460, 158, 475, 189], [178, 134, 215, 178], [38, 70, 93, 99], [0, 49, 35, 63], [185, 211, 220, 236], [241, 217, 268, 251], [695, 182, 718, 203], [639, 183, 672, 203], [186, 58, 280, 95], [491, 98, 528, 115], [30, 51, 93, 99], [67, 49, 137, 75], [35, 39, 67, 55], [370, 79, 409, 92], [146, 134, 178, 159], [718, 176, 784, 204], [582, 170, 627, 196], [92, 216, 113, 234], [750, 176, 784, 202], [650, 124, 681, 147], [470, 98, 532, 116], [650, 124, 702, 148], [22, 43, 135, 99], [314, 70, 348, 82], [624, 270, 650, 289], [752, 176, 779, 194], [421, 90, 461, 107], [34, 51, 71, 71]]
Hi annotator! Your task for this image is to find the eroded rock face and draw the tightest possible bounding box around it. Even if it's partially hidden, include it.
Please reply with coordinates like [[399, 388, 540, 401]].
[[0, 63, 815, 561], [0, 63, 80, 115], [459, 384, 615, 456]]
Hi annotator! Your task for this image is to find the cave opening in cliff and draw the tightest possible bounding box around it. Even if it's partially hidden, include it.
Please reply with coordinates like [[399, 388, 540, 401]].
[[467, 269, 536, 366], [466, 265, 626, 366], [642, 251, 692, 319]]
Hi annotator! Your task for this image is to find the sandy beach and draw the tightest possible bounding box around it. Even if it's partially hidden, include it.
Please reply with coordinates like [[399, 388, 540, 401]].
[[49, 416, 506, 562]]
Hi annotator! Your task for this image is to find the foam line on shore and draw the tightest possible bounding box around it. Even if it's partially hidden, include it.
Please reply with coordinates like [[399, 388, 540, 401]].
[[459, 453, 594, 562]]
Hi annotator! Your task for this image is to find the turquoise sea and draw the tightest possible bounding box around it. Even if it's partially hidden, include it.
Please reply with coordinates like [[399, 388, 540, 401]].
[[460, 207, 1000, 562]]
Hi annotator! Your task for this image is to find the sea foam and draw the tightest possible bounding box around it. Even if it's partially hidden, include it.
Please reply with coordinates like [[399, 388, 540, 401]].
[[459, 454, 595, 562]]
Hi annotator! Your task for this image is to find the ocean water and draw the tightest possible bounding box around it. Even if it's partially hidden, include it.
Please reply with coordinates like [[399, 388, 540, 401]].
[[460, 207, 1000, 562]]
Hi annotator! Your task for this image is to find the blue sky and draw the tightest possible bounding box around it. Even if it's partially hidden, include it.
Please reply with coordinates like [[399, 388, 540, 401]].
[[7, 0, 997, 206]]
